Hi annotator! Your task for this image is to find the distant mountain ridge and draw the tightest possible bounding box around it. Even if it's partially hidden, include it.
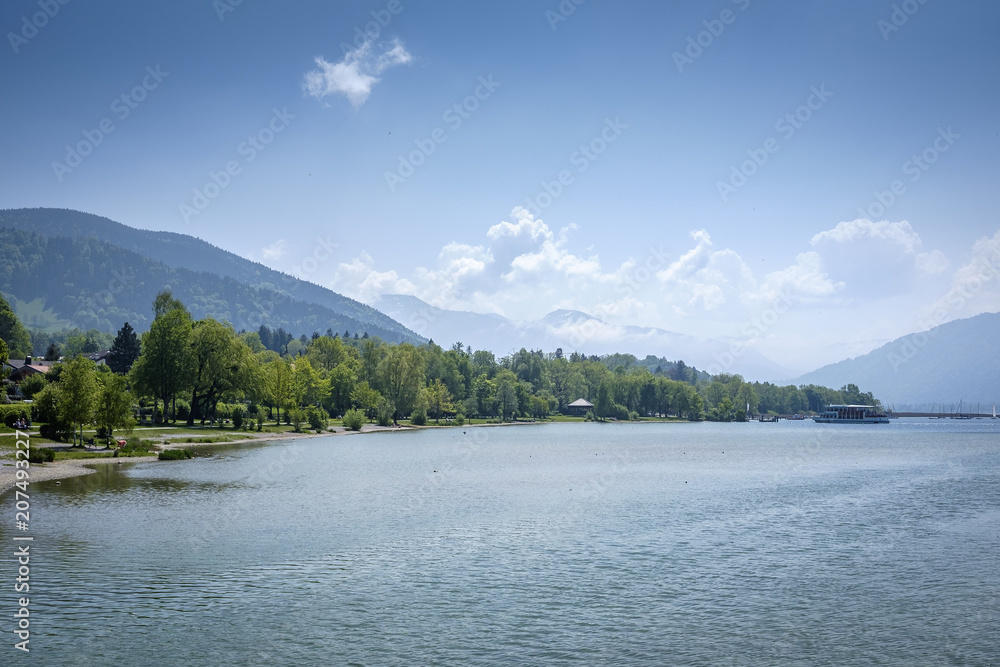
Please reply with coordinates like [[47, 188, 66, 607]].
[[0, 207, 409, 338], [0, 208, 421, 342], [793, 311, 1000, 408], [374, 293, 796, 380]]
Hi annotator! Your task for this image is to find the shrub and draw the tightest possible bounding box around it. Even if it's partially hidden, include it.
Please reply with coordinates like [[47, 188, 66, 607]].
[[307, 406, 328, 431], [454, 412, 466, 426], [19, 373, 47, 399], [0, 404, 30, 428], [39, 421, 72, 441], [158, 449, 192, 460], [289, 408, 305, 432], [342, 408, 364, 431], [171, 399, 191, 422], [376, 397, 394, 427], [28, 447, 55, 463], [231, 406, 246, 430], [410, 409, 427, 426], [120, 438, 154, 456]]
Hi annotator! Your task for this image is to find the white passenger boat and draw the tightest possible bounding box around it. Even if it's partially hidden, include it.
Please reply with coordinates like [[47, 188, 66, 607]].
[[812, 404, 889, 424]]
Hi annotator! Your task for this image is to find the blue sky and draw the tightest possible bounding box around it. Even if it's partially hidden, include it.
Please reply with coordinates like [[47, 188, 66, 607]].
[[2, 0, 999, 369]]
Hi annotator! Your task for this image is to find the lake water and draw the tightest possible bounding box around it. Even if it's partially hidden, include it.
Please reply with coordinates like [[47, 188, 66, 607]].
[[4, 419, 1000, 665]]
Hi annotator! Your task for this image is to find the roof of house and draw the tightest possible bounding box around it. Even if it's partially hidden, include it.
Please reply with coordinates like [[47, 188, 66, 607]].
[[567, 398, 594, 408]]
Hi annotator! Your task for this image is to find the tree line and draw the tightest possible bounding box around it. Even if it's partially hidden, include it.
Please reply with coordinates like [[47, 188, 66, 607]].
[[3, 291, 882, 440]]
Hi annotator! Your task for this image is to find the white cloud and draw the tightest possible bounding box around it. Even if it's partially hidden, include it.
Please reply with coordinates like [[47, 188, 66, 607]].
[[924, 229, 1000, 323], [759, 251, 843, 302], [303, 39, 412, 108], [260, 239, 289, 261], [655, 230, 756, 312], [809, 218, 949, 297], [811, 218, 924, 253], [331, 251, 416, 303]]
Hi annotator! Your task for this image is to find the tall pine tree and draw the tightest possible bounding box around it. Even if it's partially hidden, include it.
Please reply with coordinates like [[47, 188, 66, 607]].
[[107, 322, 141, 374]]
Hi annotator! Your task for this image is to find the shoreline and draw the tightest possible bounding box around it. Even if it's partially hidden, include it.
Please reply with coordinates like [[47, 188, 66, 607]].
[[0, 423, 416, 497], [0, 417, 664, 497]]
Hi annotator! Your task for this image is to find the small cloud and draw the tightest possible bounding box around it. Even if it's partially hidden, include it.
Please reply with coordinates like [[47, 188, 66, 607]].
[[303, 38, 412, 108], [261, 239, 289, 261]]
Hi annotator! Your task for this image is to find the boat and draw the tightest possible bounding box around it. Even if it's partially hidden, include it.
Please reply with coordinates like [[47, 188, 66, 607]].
[[812, 404, 889, 424]]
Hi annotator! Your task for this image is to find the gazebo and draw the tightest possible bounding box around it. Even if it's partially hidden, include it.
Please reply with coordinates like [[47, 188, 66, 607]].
[[567, 398, 594, 416]]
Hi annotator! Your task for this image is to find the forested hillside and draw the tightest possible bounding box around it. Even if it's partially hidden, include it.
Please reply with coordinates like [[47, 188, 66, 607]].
[[0, 207, 412, 339], [0, 228, 422, 344]]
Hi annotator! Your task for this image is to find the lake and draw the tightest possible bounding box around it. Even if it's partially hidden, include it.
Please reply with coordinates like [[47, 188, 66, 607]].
[[4, 419, 999, 665]]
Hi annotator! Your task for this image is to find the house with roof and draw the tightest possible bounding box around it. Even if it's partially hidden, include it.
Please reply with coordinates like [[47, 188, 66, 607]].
[[567, 398, 594, 416], [4, 357, 54, 383]]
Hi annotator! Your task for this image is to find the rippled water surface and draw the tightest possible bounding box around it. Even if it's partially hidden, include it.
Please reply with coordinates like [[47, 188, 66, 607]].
[[4, 419, 999, 665]]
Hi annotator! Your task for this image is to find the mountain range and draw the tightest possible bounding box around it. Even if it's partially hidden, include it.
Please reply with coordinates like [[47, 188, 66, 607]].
[[2, 207, 997, 408], [0, 208, 420, 343], [792, 311, 1000, 409], [373, 293, 798, 380]]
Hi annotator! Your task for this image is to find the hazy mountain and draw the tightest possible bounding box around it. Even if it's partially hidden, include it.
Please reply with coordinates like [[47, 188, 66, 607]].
[[0, 224, 421, 343], [793, 312, 1000, 409], [374, 294, 796, 381], [0, 207, 410, 338]]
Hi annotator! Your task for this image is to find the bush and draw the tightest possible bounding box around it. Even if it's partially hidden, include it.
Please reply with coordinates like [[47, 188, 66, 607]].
[[171, 399, 191, 422], [158, 449, 192, 460], [289, 408, 305, 432], [410, 409, 427, 426], [0, 404, 30, 428], [307, 406, 328, 431], [454, 412, 466, 426], [120, 438, 154, 456], [28, 447, 55, 463], [39, 421, 72, 441], [19, 374, 47, 399], [231, 406, 246, 430], [376, 398, 394, 427], [342, 408, 364, 431]]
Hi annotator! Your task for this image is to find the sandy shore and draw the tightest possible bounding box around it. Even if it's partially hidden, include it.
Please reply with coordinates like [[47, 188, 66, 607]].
[[0, 424, 410, 497]]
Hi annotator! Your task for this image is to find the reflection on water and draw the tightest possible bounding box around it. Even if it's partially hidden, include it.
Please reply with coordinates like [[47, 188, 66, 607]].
[[2, 420, 998, 665]]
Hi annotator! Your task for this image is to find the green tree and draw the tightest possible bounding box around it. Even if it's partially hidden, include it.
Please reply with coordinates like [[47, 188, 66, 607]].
[[130, 307, 194, 423], [377, 343, 425, 424], [0, 293, 31, 359], [293, 357, 330, 407], [265, 357, 297, 424], [186, 318, 259, 425], [94, 371, 135, 443], [59, 355, 99, 446], [44, 342, 60, 361], [350, 381, 382, 421], [426, 378, 454, 422], [107, 322, 141, 374], [494, 370, 519, 422]]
